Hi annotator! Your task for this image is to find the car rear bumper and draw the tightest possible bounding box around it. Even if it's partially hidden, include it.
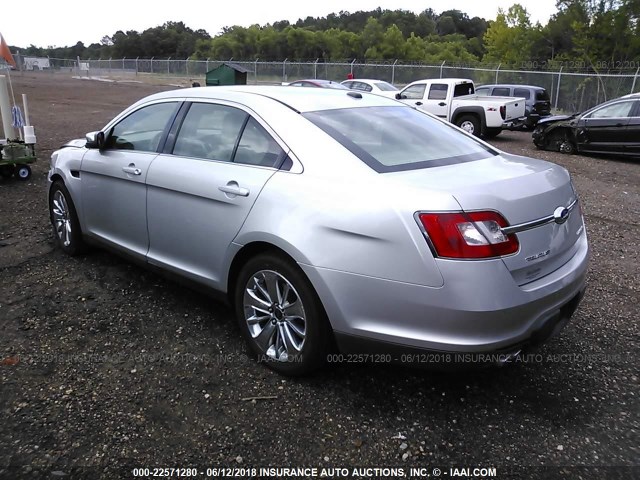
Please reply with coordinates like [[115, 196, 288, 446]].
[[300, 232, 589, 366]]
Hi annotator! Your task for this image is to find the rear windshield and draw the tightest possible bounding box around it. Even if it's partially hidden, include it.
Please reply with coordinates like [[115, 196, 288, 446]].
[[303, 106, 496, 173], [454, 83, 475, 96], [375, 82, 398, 91], [535, 89, 550, 101]]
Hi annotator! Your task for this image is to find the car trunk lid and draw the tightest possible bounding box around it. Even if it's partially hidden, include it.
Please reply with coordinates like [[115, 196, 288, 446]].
[[389, 153, 584, 285]]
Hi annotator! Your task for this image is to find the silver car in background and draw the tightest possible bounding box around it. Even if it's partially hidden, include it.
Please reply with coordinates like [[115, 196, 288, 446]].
[[48, 86, 589, 375]]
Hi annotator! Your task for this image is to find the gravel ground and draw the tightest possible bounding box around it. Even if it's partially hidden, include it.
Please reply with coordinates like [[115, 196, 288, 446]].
[[0, 74, 638, 480]]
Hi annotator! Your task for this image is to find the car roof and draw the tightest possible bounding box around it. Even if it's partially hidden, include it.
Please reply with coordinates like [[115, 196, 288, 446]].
[[139, 85, 400, 113], [342, 79, 392, 83], [478, 84, 546, 90]]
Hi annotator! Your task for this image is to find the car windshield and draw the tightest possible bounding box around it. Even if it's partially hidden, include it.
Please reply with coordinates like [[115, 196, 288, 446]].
[[304, 106, 497, 173], [374, 82, 398, 91]]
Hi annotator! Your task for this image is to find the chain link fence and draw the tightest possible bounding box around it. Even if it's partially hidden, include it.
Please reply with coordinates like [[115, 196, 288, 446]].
[[12, 55, 640, 113]]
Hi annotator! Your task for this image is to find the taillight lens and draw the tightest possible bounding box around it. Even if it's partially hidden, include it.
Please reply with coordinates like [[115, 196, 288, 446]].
[[418, 211, 519, 259], [499, 105, 506, 120]]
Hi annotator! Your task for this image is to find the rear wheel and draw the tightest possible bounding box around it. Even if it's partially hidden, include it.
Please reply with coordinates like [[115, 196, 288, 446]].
[[235, 253, 332, 376], [455, 115, 481, 136], [49, 180, 86, 255], [483, 128, 502, 139], [16, 165, 31, 181]]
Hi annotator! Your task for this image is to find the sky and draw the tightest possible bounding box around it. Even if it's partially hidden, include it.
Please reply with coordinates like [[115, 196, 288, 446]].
[[2, 0, 559, 49]]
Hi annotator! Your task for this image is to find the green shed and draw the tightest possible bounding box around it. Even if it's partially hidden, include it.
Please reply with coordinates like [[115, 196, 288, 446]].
[[205, 62, 251, 86]]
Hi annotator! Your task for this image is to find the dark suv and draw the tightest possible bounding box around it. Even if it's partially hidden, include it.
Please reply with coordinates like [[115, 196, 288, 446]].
[[476, 84, 551, 129]]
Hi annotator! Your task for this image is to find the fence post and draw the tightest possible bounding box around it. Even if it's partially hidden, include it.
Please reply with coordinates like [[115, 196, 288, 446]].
[[282, 58, 287, 82], [554, 66, 563, 112], [350, 59, 356, 78], [167, 57, 171, 75], [150, 57, 154, 74], [440, 60, 445, 79], [122, 57, 125, 71], [631, 67, 640, 94], [206, 57, 210, 73], [109, 57, 112, 73], [254, 58, 259, 84], [392, 59, 398, 84], [495, 63, 501, 83], [135, 57, 139, 76], [314, 58, 319, 79]]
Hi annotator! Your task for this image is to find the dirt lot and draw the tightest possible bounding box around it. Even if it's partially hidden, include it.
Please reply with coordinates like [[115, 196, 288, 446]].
[[0, 74, 638, 479]]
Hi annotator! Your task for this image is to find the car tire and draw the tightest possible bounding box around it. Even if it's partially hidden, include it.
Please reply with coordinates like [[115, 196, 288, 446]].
[[15, 165, 31, 181], [483, 128, 502, 139], [546, 129, 575, 154], [235, 252, 332, 376], [456, 115, 481, 136], [49, 180, 86, 256], [0, 165, 14, 179]]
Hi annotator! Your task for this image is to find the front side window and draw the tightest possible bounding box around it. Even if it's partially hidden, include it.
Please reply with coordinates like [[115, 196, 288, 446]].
[[588, 101, 635, 119], [428, 84, 448, 100], [476, 87, 490, 96], [304, 106, 496, 173], [173, 103, 248, 161], [402, 84, 426, 100], [107, 102, 178, 152]]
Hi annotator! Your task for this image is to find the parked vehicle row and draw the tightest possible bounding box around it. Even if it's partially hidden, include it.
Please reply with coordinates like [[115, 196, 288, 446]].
[[476, 84, 552, 129], [48, 86, 588, 375]]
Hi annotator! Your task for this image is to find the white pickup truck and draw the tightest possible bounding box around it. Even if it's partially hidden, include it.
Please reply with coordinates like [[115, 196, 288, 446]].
[[395, 78, 526, 138]]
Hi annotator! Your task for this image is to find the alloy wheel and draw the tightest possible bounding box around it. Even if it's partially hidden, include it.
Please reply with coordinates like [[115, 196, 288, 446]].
[[243, 270, 307, 362]]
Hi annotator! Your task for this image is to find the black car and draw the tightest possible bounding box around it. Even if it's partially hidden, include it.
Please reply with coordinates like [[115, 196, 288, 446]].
[[475, 84, 551, 129], [532, 93, 640, 158]]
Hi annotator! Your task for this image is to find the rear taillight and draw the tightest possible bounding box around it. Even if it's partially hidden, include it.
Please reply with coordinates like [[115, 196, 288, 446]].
[[499, 105, 506, 120], [417, 211, 519, 259]]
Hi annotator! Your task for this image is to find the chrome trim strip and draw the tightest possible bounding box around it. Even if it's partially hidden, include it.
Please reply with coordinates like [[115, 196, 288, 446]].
[[501, 198, 578, 235]]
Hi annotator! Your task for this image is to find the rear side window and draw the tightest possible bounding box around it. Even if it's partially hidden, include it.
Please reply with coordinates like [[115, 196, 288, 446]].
[[492, 87, 511, 96], [173, 103, 248, 161], [107, 102, 178, 152], [514, 88, 531, 99], [428, 84, 448, 100], [304, 106, 496, 173], [234, 118, 285, 168]]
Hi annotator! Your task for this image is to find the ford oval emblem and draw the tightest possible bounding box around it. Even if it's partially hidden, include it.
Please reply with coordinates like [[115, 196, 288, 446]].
[[553, 206, 570, 224]]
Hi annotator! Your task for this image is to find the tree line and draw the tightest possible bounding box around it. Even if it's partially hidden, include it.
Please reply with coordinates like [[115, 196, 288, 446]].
[[10, 1, 640, 71]]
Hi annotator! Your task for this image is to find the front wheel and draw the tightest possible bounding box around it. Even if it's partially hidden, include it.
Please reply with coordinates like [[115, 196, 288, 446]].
[[49, 181, 86, 255], [455, 115, 481, 136], [235, 253, 332, 376]]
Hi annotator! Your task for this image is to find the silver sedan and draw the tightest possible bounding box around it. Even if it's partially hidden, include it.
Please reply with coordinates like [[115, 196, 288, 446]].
[[48, 86, 589, 375]]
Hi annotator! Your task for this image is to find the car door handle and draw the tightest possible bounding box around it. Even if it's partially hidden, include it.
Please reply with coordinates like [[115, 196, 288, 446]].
[[219, 182, 250, 197], [122, 164, 142, 175], [415, 101, 423, 106], [438, 102, 447, 107]]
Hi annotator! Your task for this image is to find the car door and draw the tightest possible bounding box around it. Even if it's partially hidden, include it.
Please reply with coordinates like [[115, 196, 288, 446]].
[[624, 100, 640, 155], [578, 100, 634, 153], [145, 101, 284, 289], [398, 83, 427, 110], [80, 101, 180, 259], [422, 83, 450, 118]]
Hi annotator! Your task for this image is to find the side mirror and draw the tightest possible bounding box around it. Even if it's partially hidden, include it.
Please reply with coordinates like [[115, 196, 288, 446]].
[[85, 131, 106, 150], [395, 93, 402, 100]]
